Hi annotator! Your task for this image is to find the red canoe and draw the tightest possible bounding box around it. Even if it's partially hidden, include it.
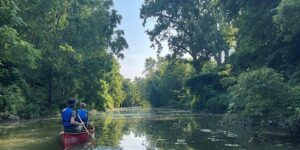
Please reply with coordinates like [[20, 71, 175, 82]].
[[60, 126, 95, 150]]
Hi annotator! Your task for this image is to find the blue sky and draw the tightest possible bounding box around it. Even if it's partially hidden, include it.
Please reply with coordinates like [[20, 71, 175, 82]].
[[113, 0, 167, 79]]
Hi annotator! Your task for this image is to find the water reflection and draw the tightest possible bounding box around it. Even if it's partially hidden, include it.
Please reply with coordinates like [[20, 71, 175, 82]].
[[0, 108, 300, 150], [0, 119, 61, 150], [119, 132, 147, 150]]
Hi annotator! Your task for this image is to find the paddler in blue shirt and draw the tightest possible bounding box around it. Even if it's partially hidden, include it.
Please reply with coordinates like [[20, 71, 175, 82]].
[[61, 98, 84, 133], [76, 102, 89, 128]]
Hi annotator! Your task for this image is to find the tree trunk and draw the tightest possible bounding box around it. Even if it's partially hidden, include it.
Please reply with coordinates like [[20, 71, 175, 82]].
[[192, 59, 201, 73]]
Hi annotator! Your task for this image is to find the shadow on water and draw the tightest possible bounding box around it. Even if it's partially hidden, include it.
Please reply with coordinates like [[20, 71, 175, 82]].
[[1, 108, 300, 150]]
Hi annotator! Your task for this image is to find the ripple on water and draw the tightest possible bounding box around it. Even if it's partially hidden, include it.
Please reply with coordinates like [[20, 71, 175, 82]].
[[175, 139, 187, 145], [207, 137, 223, 142], [200, 129, 213, 133], [215, 129, 238, 138], [224, 143, 239, 147], [156, 138, 166, 141]]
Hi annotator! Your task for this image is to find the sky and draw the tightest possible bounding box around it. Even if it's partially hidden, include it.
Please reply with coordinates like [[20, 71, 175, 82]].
[[113, 0, 168, 80]]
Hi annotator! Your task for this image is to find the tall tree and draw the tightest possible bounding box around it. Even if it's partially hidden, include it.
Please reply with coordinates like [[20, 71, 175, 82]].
[[140, 0, 229, 71]]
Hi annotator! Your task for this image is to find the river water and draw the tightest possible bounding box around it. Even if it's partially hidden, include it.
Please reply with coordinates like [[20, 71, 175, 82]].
[[0, 108, 300, 150]]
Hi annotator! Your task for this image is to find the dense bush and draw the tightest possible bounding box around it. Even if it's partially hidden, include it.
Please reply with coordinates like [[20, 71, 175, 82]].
[[0, 85, 24, 119], [203, 94, 229, 113], [186, 61, 230, 113], [227, 67, 300, 126], [187, 73, 223, 110]]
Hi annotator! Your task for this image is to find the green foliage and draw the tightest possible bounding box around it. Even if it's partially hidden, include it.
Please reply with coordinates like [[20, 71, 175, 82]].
[[140, 0, 230, 71], [0, 0, 24, 27], [98, 80, 114, 110], [121, 79, 149, 107], [137, 0, 300, 134], [0, 1, 42, 119], [140, 58, 195, 109], [184, 61, 230, 113], [108, 63, 125, 108], [0, 0, 299, 139], [201, 61, 218, 74], [0, 26, 40, 69], [227, 68, 300, 125], [0, 0, 128, 119], [143, 57, 156, 76], [215, 0, 300, 132], [0, 84, 24, 119], [274, 0, 300, 41], [203, 94, 229, 113]]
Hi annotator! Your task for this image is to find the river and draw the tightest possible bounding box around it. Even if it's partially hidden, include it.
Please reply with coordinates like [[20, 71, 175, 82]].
[[0, 108, 299, 150]]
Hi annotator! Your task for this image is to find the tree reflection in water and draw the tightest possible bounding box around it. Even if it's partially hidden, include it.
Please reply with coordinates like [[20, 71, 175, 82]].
[[91, 108, 300, 150], [1, 108, 300, 150]]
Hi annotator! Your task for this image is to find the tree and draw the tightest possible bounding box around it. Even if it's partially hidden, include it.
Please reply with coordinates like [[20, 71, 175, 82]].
[[274, 0, 300, 41], [1, 0, 128, 118], [16, 0, 128, 112], [0, 0, 40, 119], [143, 57, 156, 76], [107, 59, 124, 108], [121, 78, 149, 107], [142, 58, 194, 108], [219, 0, 300, 81], [140, 0, 230, 71], [218, 0, 283, 70]]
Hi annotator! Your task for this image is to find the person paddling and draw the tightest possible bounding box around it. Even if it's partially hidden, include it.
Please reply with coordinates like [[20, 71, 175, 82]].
[[61, 98, 84, 133], [76, 102, 89, 128]]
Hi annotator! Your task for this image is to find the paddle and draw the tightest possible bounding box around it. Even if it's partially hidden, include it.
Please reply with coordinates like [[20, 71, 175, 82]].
[[77, 114, 93, 138], [77, 114, 96, 148]]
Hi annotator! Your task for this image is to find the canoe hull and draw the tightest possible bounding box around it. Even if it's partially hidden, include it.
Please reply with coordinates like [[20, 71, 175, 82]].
[[60, 127, 94, 150]]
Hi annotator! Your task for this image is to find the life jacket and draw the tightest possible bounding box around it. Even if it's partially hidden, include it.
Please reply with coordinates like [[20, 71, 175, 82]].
[[76, 109, 88, 125], [61, 107, 74, 127]]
